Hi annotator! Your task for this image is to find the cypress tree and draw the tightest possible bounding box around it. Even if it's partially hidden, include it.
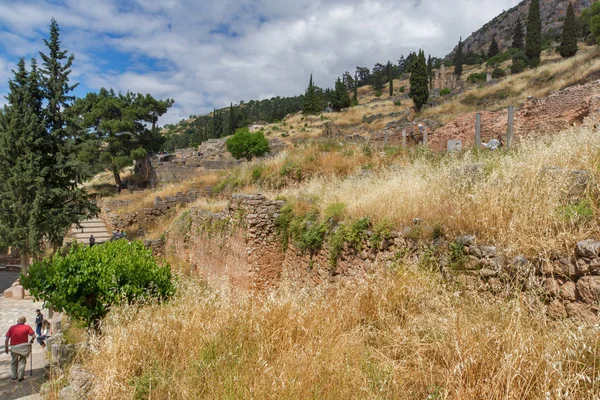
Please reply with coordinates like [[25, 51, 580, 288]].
[[352, 72, 359, 105], [388, 61, 394, 96], [454, 37, 463, 78], [560, 2, 578, 58], [37, 18, 97, 248], [229, 102, 235, 133], [488, 36, 500, 58], [512, 19, 525, 50], [409, 50, 429, 112], [526, 0, 542, 67], [427, 55, 433, 88]]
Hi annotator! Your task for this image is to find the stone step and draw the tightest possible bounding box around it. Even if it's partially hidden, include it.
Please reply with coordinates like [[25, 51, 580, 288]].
[[71, 233, 112, 240], [72, 221, 107, 228], [70, 227, 110, 234]]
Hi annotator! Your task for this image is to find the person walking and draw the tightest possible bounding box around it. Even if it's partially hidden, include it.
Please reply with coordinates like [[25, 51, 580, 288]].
[[4, 316, 36, 382], [36, 320, 52, 348], [34, 309, 43, 336], [89, 234, 96, 247]]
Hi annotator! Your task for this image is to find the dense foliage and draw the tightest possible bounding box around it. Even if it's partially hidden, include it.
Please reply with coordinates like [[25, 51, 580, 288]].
[[512, 19, 525, 50], [332, 78, 351, 111], [526, 0, 542, 67], [488, 36, 500, 58], [454, 38, 463, 77], [225, 127, 270, 161], [560, 2, 578, 58], [21, 240, 174, 329], [72, 89, 173, 186], [0, 19, 97, 259], [409, 50, 429, 112], [303, 75, 322, 115]]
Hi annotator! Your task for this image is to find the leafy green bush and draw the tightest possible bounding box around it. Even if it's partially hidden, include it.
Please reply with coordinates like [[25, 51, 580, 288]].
[[324, 203, 346, 223], [486, 51, 512, 67], [440, 88, 451, 96], [492, 67, 506, 79], [226, 127, 270, 161], [467, 73, 487, 85], [557, 199, 594, 223], [394, 100, 402, 106], [21, 241, 174, 329], [399, 86, 405, 93], [375, 90, 383, 97]]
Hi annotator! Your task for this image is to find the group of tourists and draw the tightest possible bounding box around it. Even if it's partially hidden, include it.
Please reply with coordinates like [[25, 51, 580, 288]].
[[4, 310, 52, 382]]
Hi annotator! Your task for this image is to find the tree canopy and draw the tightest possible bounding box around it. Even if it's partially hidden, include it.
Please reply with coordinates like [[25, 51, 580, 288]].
[[560, 2, 578, 58], [409, 50, 429, 112], [454, 38, 464, 78], [0, 19, 97, 261], [72, 88, 174, 186], [526, 0, 542, 67], [226, 127, 270, 161], [21, 240, 174, 329]]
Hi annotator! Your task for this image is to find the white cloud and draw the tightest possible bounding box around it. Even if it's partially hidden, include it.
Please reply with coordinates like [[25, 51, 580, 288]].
[[0, 0, 521, 124]]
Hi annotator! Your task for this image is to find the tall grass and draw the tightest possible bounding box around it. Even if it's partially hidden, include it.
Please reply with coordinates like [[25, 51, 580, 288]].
[[276, 127, 600, 256], [78, 267, 600, 399]]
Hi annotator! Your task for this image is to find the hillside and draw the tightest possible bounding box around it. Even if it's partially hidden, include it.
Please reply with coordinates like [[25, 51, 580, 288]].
[[448, 0, 591, 57]]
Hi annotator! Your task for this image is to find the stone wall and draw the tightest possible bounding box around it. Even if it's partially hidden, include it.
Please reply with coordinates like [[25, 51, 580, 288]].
[[106, 188, 206, 231], [167, 194, 285, 290], [165, 193, 600, 320]]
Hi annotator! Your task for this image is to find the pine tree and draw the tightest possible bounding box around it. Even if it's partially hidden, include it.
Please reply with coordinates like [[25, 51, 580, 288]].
[[332, 78, 351, 111], [303, 74, 321, 115], [409, 50, 429, 112], [512, 20, 525, 50], [454, 37, 463, 78], [526, 0, 542, 67], [560, 2, 578, 58], [488, 36, 500, 58]]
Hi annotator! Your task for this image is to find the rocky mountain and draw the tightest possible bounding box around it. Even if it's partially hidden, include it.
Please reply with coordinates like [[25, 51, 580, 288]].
[[448, 0, 591, 58]]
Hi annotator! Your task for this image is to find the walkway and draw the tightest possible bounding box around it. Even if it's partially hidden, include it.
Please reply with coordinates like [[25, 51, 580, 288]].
[[69, 217, 112, 245], [0, 297, 46, 400]]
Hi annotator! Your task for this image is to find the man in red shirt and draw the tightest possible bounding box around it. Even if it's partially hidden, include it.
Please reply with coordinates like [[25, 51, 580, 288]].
[[4, 316, 36, 381]]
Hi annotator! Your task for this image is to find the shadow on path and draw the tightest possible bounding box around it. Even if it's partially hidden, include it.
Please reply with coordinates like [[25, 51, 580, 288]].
[[0, 355, 45, 400]]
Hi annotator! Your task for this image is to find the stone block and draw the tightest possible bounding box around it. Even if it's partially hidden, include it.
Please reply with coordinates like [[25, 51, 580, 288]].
[[576, 239, 600, 258], [455, 235, 476, 246], [577, 276, 600, 304], [591, 258, 600, 273], [554, 258, 577, 278], [543, 278, 560, 297], [565, 302, 597, 322], [560, 281, 577, 301], [478, 245, 497, 258], [547, 299, 567, 319], [3, 288, 12, 298], [12, 285, 24, 300]]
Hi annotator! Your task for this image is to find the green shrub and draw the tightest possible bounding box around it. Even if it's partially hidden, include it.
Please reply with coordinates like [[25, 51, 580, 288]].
[[21, 241, 174, 329], [557, 199, 594, 223], [467, 72, 487, 85], [440, 88, 451, 96], [399, 86, 405, 93], [486, 50, 512, 67], [328, 218, 372, 268], [375, 90, 383, 97], [324, 203, 346, 223], [449, 241, 468, 270], [394, 100, 402, 106], [251, 164, 265, 182], [226, 127, 270, 161], [492, 67, 506, 79]]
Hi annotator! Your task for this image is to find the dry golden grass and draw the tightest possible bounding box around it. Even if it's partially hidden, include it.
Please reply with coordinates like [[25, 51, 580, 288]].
[[109, 172, 225, 215], [275, 126, 600, 256], [424, 46, 600, 124], [77, 267, 600, 399]]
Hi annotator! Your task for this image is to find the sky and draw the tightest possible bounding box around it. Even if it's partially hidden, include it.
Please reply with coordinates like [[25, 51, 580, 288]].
[[0, 0, 521, 125]]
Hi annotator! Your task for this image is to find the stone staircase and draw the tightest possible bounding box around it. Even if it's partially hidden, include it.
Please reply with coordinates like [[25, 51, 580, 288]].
[[69, 218, 112, 245]]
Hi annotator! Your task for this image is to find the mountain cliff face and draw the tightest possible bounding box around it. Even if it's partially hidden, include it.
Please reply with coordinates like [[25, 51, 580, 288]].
[[448, 0, 591, 57]]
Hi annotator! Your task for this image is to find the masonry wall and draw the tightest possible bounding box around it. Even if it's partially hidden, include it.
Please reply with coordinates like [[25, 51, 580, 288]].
[[165, 194, 600, 320]]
